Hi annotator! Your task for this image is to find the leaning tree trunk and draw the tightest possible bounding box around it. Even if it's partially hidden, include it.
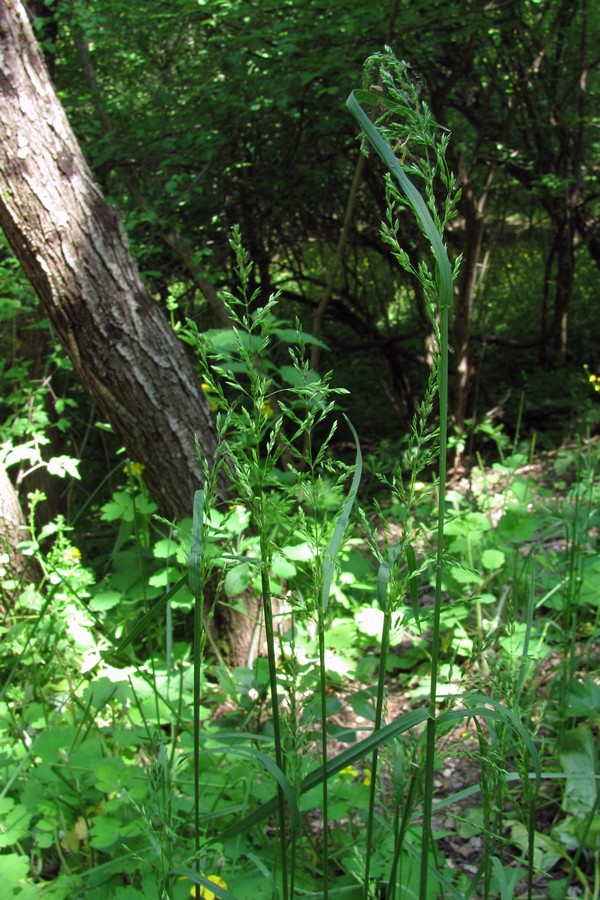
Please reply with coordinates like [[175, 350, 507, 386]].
[[0, 0, 222, 523]]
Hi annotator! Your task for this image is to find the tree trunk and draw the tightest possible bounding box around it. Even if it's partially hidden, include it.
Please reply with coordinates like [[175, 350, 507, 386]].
[[0, 0, 223, 523], [0, 462, 39, 613]]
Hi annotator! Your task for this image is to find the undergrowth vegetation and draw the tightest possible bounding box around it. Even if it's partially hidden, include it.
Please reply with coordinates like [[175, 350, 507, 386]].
[[1, 52, 599, 899]]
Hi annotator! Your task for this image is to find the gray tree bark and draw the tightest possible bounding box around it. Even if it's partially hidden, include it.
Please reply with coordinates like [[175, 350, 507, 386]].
[[0, 1, 222, 522]]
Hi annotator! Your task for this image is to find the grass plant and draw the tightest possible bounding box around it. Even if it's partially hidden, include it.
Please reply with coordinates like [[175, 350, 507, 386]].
[[347, 50, 458, 899]]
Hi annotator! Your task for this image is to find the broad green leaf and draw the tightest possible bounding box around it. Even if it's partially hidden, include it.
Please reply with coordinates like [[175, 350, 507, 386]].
[[449, 564, 481, 585], [47, 455, 80, 479], [272, 327, 328, 348], [153, 537, 186, 562], [509, 823, 561, 872], [481, 548, 505, 570], [94, 758, 132, 793], [271, 554, 296, 579], [278, 365, 322, 388], [0, 798, 32, 849], [148, 567, 181, 588], [281, 541, 314, 561], [566, 678, 600, 718], [348, 688, 377, 722], [89, 589, 121, 612], [100, 491, 135, 522], [496, 508, 537, 543], [0, 852, 33, 896], [579, 557, 600, 608], [560, 726, 597, 817], [445, 511, 491, 537], [224, 562, 251, 597], [89, 814, 123, 851]]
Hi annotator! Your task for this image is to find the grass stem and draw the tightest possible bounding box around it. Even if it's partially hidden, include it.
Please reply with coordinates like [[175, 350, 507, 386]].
[[260, 554, 289, 900]]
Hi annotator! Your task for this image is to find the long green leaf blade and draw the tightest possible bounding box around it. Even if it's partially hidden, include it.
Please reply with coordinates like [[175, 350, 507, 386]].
[[346, 90, 453, 311], [114, 573, 188, 653], [321, 417, 362, 611], [189, 489, 205, 596], [219, 707, 429, 839]]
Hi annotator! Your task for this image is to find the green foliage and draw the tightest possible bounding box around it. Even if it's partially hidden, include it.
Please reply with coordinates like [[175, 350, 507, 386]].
[[2, 322, 600, 899], [39, 0, 600, 445], [2, 17, 600, 900]]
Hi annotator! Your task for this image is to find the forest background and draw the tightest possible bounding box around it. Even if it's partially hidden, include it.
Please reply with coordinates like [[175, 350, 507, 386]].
[[0, 0, 599, 898]]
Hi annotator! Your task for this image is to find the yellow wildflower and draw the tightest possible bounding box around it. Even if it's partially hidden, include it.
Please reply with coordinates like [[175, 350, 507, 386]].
[[201, 383, 219, 411], [123, 462, 145, 477], [67, 547, 82, 561], [188, 874, 228, 899], [339, 765, 359, 778]]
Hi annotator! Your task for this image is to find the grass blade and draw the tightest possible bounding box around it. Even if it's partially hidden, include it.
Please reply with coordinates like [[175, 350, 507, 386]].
[[189, 488, 205, 596], [113, 573, 188, 653], [346, 90, 453, 310], [219, 708, 429, 840], [320, 417, 362, 612]]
